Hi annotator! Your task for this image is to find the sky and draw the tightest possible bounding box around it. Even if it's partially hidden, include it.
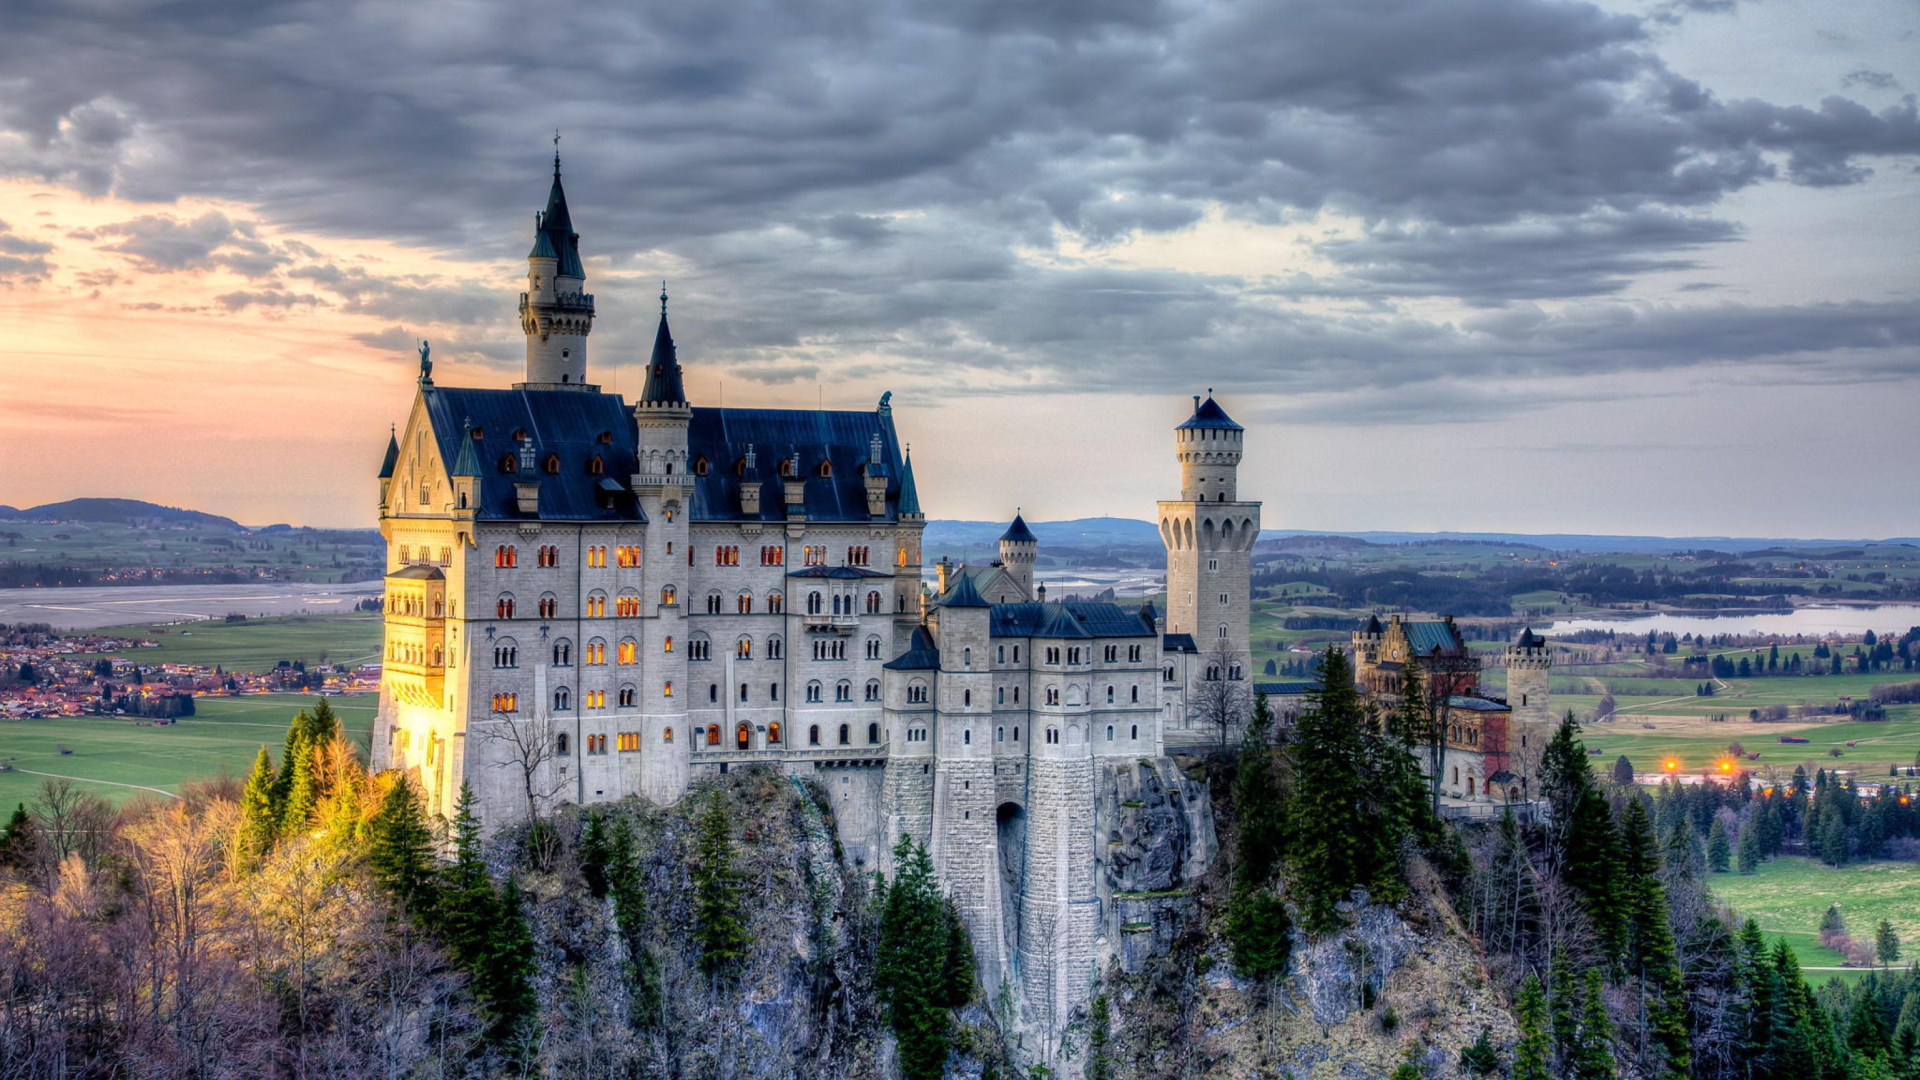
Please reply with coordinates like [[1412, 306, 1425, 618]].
[[0, 0, 1916, 536]]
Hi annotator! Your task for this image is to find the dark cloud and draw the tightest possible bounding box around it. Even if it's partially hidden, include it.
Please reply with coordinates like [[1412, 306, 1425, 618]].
[[0, 0, 1913, 412], [0, 218, 53, 282], [1842, 70, 1902, 92], [96, 211, 287, 276]]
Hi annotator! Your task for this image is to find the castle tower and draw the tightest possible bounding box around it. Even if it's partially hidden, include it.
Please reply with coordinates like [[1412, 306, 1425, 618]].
[[518, 147, 596, 389], [634, 290, 693, 802], [1158, 392, 1260, 683], [924, 574, 1003, 980], [998, 511, 1037, 601], [1505, 627, 1552, 727]]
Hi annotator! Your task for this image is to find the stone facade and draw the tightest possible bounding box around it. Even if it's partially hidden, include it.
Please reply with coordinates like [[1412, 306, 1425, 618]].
[[373, 163, 1257, 1057]]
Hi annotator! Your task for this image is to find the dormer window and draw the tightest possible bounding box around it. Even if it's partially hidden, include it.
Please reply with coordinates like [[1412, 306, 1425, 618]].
[[816, 459, 832, 478], [499, 455, 518, 474], [587, 456, 604, 475], [693, 457, 709, 476], [544, 454, 560, 475], [512, 428, 529, 441], [470, 427, 485, 440], [598, 431, 613, 444]]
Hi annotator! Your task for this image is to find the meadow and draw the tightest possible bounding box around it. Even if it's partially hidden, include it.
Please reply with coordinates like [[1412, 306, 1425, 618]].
[[1707, 856, 1920, 982], [105, 612, 385, 673], [0, 693, 375, 807]]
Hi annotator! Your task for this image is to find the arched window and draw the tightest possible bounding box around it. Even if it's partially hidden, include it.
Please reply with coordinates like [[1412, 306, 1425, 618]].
[[963, 729, 971, 745], [964, 689, 972, 706], [618, 639, 638, 664], [543, 454, 560, 474], [808, 724, 820, 745], [708, 724, 721, 746], [553, 640, 572, 666], [709, 683, 719, 703], [1106, 685, 1115, 704], [1130, 685, 1139, 703], [538, 594, 558, 619], [838, 723, 850, 745], [767, 635, 784, 659], [997, 687, 1005, 704], [768, 722, 782, 744], [499, 454, 517, 474], [1107, 725, 1114, 741], [662, 680, 673, 697], [739, 682, 748, 702], [1131, 724, 1138, 740], [807, 592, 823, 615], [736, 723, 750, 750], [737, 636, 753, 659], [836, 680, 852, 702], [554, 688, 571, 710], [618, 685, 636, 707], [663, 727, 674, 743], [496, 594, 516, 619], [868, 722, 880, 744], [865, 679, 880, 701], [585, 591, 608, 618], [738, 591, 752, 614], [866, 590, 881, 614], [817, 459, 832, 477], [587, 456, 604, 475], [963, 647, 971, 666], [556, 732, 570, 754], [661, 585, 677, 605], [806, 680, 823, 703], [694, 456, 710, 476], [1013, 726, 1020, 741]]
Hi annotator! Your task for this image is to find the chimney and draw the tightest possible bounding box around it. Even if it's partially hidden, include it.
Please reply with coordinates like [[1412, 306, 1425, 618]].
[[936, 556, 952, 594]]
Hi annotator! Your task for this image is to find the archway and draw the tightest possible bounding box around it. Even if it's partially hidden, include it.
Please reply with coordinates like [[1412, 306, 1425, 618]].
[[736, 722, 751, 751], [996, 802, 1026, 975]]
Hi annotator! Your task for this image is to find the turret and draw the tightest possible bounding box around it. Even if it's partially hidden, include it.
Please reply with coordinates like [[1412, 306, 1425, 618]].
[[997, 511, 1037, 600], [518, 149, 595, 389], [1176, 391, 1243, 502], [377, 426, 399, 509], [1505, 627, 1552, 727]]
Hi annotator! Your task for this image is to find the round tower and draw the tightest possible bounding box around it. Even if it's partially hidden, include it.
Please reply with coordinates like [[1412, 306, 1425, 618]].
[[519, 147, 595, 389], [997, 510, 1038, 601], [1177, 391, 1243, 502]]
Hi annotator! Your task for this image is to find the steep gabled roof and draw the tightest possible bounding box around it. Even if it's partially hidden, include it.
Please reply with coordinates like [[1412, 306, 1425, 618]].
[[639, 306, 687, 406], [1000, 513, 1037, 544], [529, 170, 586, 278], [883, 625, 941, 671], [423, 389, 639, 520], [378, 428, 399, 479], [897, 448, 921, 516], [1404, 620, 1467, 656], [450, 420, 482, 478], [1515, 626, 1547, 649], [938, 571, 992, 608]]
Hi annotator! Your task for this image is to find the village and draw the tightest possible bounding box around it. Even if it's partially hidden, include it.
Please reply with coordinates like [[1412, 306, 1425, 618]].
[[0, 621, 378, 719]]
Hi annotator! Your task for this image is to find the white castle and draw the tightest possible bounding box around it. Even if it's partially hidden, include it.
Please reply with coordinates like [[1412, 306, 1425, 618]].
[[371, 158, 1257, 1034]]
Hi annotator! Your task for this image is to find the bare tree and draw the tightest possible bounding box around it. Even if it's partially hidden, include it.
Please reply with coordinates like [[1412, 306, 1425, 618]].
[[1413, 651, 1479, 818], [1189, 640, 1253, 756], [475, 708, 561, 827]]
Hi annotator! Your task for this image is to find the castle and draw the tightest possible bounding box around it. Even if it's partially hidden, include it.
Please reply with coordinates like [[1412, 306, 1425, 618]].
[[371, 158, 1255, 1037], [1350, 615, 1555, 803]]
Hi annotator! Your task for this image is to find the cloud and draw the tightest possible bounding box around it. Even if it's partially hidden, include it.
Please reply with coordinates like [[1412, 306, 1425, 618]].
[[215, 289, 324, 311], [0, 0, 1909, 418], [0, 218, 53, 282], [1841, 70, 1902, 93], [96, 211, 288, 277]]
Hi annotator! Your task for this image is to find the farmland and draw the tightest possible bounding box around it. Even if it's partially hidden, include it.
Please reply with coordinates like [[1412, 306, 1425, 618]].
[[99, 612, 385, 674], [1707, 856, 1920, 984], [0, 693, 375, 807]]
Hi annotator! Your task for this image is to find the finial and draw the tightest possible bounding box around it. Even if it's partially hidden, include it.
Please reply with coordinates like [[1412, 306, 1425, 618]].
[[1207, 387, 1213, 396], [553, 129, 561, 176], [660, 281, 668, 314]]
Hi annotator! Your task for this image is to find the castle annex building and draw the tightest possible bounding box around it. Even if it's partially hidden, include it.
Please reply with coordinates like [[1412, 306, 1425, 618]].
[[371, 159, 1256, 1035]]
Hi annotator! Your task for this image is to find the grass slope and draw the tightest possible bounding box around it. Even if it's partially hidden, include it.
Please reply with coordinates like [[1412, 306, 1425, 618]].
[[1708, 856, 1920, 982], [0, 693, 375, 807], [105, 613, 384, 673]]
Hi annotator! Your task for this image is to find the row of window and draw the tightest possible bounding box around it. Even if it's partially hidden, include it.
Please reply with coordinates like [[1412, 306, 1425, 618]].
[[487, 543, 894, 572], [396, 546, 453, 566], [498, 453, 608, 476], [545, 718, 1144, 757]]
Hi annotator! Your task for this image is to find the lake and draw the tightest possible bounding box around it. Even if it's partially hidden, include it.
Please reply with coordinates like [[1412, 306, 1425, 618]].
[[0, 581, 384, 630], [1544, 605, 1920, 639]]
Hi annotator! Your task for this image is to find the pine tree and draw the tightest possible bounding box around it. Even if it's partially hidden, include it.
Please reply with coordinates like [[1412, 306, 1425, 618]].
[[1877, 920, 1901, 966], [1613, 755, 1636, 785], [480, 873, 540, 1056], [1287, 648, 1392, 932], [437, 785, 499, 971], [878, 835, 964, 1080], [579, 808, 611, 898], [1736, 819, 1762, 873], [1569, 969, 1618, 1080], [1228, 690, 1291, 978], [1459, 1026, 1500, 1075], [278, 736, 317, 838], [603, 814, 662, 1028], [366, 773, 435, 912], [1513, 975, 1553, 1080], [1542, 715, 1623, 949], [1616, 798, 1689, 1078], [235, 746, 279, 868], [1706, 816, 1732, 872], [1087, 993, 1113, 1080], [692, 792, 750, 979], [0, 803, 34, 870]]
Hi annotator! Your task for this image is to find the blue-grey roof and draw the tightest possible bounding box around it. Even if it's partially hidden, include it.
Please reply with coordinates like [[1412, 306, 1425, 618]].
[[1515, 626, 1547, 649], [529, 173, 585, 278], [938, 572, 992, 609], [897, 449, 921, 516], [1163, 633, 1198, 652], [1358, 614, 1384, 635], [387, 564, 445, 581], [787, 565, 892, 579], [1255, 680, 1316, 696], [987, 601, 1155, 639], [1447, 695, 1510, 712], [1000, 513, 1037, 544], [423, 388, 639, 520], [687, 406, 911, 523], [1176, 395, 1242, 432], [1404, 621, 1466, 656], [640, 310, 687, 405], [378, 430, 399, 479], [884, 625, 941, 671]]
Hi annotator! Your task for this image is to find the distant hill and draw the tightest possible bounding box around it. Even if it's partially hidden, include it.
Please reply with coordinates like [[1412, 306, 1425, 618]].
[[0, 498, 243, 531], [925, 517, 1163, 554]]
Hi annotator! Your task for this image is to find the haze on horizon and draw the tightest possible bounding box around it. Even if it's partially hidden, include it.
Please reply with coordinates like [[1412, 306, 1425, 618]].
[[0, 0, 1915, 538]]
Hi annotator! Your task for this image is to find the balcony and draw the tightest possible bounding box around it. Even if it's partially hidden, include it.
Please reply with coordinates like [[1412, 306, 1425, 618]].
[[803, 613, 860, 634]]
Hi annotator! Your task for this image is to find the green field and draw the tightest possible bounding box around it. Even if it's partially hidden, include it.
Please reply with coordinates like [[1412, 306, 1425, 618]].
[[1707, 856, 1920, 983], [0, 694, 376, 807], [105, 613, 384, 673], [0, 517, 382, 585]]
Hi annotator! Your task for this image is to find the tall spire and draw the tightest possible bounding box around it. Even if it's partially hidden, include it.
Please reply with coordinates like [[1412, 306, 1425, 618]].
[[451, 418, 482, 477], [377, 424, 399, 479], [520, 142, 595, 388], [898, 447, 922, 518], [639, 287, 688, 406]]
